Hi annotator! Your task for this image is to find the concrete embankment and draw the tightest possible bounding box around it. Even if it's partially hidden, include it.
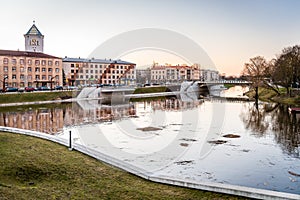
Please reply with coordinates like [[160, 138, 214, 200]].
[[1, 126, 299, 200]]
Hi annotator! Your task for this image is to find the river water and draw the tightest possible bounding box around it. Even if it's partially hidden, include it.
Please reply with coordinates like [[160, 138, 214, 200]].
[[0, 86, 299, 195]]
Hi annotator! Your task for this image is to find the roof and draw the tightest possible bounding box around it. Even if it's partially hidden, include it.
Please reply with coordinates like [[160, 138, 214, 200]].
[[25, 24, 43, 36], [62, 57, 87, 62], [63, 57, 135, 65], [0, 49, 60, 59]]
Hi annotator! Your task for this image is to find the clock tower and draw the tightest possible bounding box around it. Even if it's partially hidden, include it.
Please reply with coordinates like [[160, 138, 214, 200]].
[[24, 21, 44, 52]]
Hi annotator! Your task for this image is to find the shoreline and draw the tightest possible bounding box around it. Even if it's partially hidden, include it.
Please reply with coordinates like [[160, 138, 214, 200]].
[[1, 126, 299, 200]]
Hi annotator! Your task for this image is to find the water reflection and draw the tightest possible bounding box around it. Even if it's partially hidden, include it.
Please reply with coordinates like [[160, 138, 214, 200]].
[[0, 106, 65, 134], [241, 102, 300, 157]]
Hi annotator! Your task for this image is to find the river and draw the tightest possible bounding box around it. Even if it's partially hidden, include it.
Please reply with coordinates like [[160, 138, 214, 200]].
[[0, 86, 299, 195]]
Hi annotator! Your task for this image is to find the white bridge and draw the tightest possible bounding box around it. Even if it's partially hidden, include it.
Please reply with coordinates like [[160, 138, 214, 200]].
[[196, 80, 251, 84]]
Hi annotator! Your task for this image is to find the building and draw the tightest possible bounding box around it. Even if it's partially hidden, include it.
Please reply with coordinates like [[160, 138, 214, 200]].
[[151, 65, 197, 84], [150, 64, 219, 84], [24, 21, 44, 53], [0, 50, 63, 89], [0, 22, 63, 89], [63, 57, 136, 86]]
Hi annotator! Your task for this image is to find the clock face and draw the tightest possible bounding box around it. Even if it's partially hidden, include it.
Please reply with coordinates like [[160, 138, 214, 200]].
[[30, 39, 39, 46]]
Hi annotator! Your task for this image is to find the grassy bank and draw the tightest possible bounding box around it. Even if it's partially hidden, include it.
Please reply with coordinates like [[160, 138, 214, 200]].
[[245, 87, 300, 106], [0, 132, 245, 200], [0, 91, 75, 104], [133, 86, 168, 94]]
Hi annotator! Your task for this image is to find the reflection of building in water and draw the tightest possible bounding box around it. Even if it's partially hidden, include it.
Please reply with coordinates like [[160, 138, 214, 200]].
[[64, 102, 136, 125], [150, 98, 203, 111], [0, 108, 64, 134]]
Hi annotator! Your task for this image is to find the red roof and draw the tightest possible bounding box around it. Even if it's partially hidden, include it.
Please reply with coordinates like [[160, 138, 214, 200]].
[[0, 49, 60, 59]]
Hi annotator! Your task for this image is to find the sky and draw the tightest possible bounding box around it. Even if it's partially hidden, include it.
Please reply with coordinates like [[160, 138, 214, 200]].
[[1, 0, 300, 76]]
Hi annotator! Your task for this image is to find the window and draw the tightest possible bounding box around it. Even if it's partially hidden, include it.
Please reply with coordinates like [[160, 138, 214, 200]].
[[28, 59, 32, 65], [71, 64, 74, 68], [28, 67, 32, 72], [12, 67, 16, 72], [35, 75, 40, 80], [91, 75, 94, 78], [90, 64, 93, 68], [35, 67, 40, 72], [20, 74, 24, 80], [86, 75, 89, 78], [42, 75, 46, 80], [35, 60, 40, 66], [12, 75, 16, 79], [86, 70, 88, 73], [12, 59, 16, 65], [20, 67, 24, 72], [90, 70, 93, 73], [55, 61, 59, 66], [95, 75, 98, 78], [48, 75, 52, 80], [3, 58, 8, 64], [71, 69, 74, 73], [3, 66, 8, 72], [28, 75, 32, 80], [48, 61, 53, 66], [99, 65, 102, 68], [48, 68, 52, 72], [42, 68, 46, 72], [95, 70, 98, 73], [55, 68, 59, 73], [80, 75, 83, 79], [42, 60, 46, 66], [95, 65, 98, 68], [20, 59, 24, 65], [55, 75, 59, 80]]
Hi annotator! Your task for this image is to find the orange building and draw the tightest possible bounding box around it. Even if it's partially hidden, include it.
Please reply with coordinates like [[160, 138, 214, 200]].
[[0, 50, 63, 88]]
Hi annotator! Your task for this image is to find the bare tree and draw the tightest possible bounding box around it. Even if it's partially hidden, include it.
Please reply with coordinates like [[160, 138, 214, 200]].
[[273, 45, 300, 95], [242, 56, 269, 103]]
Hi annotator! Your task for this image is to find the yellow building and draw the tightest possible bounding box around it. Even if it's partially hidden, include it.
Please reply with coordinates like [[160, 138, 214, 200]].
[[0, 22, 63, 89]]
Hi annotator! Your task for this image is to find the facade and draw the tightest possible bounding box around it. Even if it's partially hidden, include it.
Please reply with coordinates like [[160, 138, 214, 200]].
[[63, 57, 136, 86], [24, 22, 44, 53], [0, 22, 63, 89], [0, 50, 63, 88], [151, 65, 196, 83], [150, 64, 219, 83]]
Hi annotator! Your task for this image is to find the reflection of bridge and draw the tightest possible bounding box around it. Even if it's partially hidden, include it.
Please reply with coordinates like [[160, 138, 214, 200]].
[[208, 97, 253, 103]]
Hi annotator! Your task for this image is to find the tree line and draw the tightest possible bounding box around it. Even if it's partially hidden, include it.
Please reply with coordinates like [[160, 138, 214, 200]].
[[242, 45, 300, 96]]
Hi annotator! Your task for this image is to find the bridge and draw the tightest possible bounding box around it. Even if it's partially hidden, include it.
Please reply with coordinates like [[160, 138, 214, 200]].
[[196, 80, 251, 84]]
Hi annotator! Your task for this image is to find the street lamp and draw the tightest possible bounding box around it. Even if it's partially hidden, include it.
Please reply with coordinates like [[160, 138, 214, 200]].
[[3, 76, 8, 92]]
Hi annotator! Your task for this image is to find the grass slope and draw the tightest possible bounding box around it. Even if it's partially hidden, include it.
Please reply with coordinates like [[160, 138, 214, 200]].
[[0, 91, 74, 104], [0, 132, 246, 200]]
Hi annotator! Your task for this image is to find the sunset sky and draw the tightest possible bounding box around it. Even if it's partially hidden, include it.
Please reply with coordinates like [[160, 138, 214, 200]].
[[1, 0, 300, 75]]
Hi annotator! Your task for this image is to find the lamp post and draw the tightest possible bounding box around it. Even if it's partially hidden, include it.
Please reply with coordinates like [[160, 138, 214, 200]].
[[50, 76, 55, 90], [3, 76, 8, 92]]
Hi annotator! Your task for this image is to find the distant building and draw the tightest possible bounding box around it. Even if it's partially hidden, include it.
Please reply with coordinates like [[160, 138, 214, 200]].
[[63, 57, 136, 86], [0, 22, 63, 89], [150, 64, 219, 83]]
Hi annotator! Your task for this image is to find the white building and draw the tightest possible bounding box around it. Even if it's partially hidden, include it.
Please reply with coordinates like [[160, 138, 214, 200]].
[[24, 21, 44, 53]]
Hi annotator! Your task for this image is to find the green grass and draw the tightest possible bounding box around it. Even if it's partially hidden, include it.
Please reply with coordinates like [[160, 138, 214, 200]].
[[133, 86, 169, 94], [245, 87, 300, 106], [0, 91, 75, 104], [0, 132, 247, 200]]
